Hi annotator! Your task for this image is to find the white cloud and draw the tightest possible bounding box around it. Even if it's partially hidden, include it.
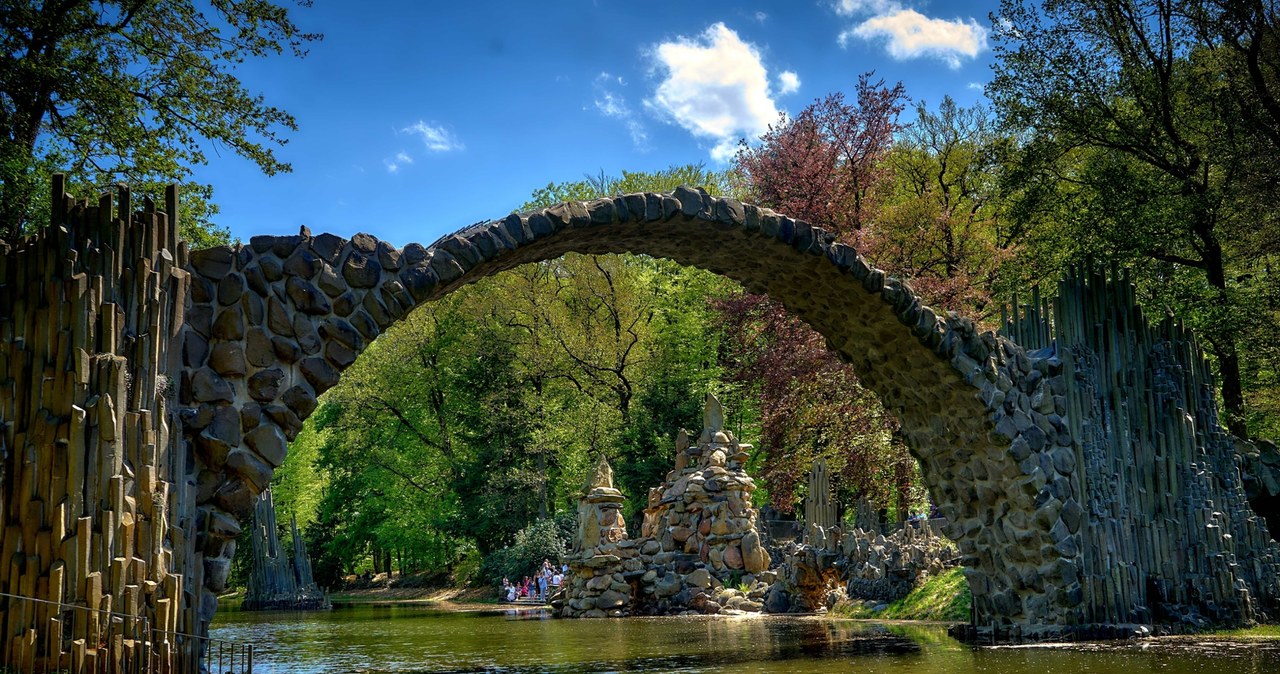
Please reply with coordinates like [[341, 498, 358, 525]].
[[593, 72, 648, 146], [647, 22, 782, 162], [839, 9, 987, 68], [834, 2, 987, 69], [967, 81, 983, 91], [384, 150, 413, 173], [401, 121, 464, 152], [778, 70, 801, 95], [709, 139, 741, 163], [834, 0, 900, 17], [754, 11, 768, 23]]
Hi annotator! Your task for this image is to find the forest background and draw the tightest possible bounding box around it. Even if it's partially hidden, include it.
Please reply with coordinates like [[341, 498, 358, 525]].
[[1, 1, 1275, 590]]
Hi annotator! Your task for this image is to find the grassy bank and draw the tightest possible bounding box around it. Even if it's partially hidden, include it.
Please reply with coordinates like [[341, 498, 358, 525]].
[[1204, 625, 1280, 639], [832, 567, 970, 622]]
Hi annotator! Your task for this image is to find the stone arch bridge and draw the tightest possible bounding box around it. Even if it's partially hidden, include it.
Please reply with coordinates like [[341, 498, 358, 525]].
[[1, 183, 1277, 668]]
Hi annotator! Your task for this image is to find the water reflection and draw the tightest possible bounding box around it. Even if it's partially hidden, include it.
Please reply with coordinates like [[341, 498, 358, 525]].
[[210, 605, 1280, 674]]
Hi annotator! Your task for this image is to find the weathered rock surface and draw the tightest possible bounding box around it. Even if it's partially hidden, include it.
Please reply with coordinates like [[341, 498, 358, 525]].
[[557, 456, 637, 617]]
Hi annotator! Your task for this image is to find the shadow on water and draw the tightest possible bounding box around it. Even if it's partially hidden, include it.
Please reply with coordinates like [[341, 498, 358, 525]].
[[398, 618, 919, 674]]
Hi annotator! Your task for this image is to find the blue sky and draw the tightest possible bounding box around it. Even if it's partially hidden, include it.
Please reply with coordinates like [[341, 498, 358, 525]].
[[197, 0, 1000, 247]]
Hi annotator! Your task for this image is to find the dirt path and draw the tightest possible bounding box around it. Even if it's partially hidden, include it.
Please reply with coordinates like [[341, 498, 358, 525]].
[[327, 585, 506, 610]]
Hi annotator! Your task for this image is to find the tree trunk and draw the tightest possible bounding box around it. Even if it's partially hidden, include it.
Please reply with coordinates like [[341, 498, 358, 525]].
[[1202, 232, 1249, 437]]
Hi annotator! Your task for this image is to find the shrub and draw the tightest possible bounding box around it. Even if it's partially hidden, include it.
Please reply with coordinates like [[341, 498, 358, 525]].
[[481, 516, 572, 585]]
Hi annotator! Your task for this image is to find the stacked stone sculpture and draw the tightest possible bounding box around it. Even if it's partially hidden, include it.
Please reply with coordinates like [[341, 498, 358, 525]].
[[242, 489, 329, 611], [560, 395, 775, 617], [559, 456, 637, 617], [637, 395, 771, 578]]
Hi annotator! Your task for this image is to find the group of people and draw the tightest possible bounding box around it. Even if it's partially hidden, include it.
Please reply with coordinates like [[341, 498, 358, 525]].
[[501, 559, 566, 602]]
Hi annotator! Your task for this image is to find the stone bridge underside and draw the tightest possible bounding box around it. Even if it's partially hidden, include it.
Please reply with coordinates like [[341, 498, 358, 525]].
[[176, 186, 1275, 639], [183, 188, 1051, 626], [4, 185, 1277, 668]]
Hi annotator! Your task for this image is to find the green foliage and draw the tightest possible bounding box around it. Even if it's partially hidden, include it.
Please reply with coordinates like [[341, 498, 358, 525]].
[[480, 516, 571, 585], [0, 0, 319, 241], [989, 0, 1280, 435], [279, 165, 743, 585], [521, 163, 736, 212], [872, 96, 1011, 319], [1206, 625, 1280, 639], [451, 540, 483, 587]]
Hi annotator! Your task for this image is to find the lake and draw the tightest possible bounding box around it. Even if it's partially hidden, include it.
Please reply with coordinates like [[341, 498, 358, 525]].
[[209, 605, 1280, 673]]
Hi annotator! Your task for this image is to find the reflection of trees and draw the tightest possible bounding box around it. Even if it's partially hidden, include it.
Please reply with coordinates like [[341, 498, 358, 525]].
[[564, 617, 925, 671]]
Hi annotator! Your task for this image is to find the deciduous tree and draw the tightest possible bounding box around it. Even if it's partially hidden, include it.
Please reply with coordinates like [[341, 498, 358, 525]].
[[0, 0, 320, 241], [989, 0, 1280, 435]]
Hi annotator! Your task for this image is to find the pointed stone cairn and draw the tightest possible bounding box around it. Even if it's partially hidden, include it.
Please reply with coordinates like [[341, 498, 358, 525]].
[[559, 456, 636, 617], [629, 394, 772, 615]]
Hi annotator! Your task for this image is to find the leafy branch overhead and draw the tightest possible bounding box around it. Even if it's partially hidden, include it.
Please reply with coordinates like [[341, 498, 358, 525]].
[[0, 0, 321, 240]]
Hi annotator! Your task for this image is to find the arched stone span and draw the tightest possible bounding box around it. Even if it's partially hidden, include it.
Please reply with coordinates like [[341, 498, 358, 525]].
[[180, 186, 1071, 632], [6, 180, 1274, 671]]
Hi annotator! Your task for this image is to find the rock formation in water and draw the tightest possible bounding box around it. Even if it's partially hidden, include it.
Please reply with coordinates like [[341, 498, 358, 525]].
[[243, 488, 330, 611], [763, 520, 959, 613], [559, 394, 777, 617]]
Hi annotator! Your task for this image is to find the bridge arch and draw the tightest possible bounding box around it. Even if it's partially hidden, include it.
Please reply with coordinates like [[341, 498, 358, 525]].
[[180, 186, 1073, 631], [6, 179, 1276, 671]]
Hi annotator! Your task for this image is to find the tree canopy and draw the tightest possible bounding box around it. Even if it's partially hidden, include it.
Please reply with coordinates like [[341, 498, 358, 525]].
[[990, 0, 1280, 436], [205, 1, 1278, 591], [0, 0, 320, 242]]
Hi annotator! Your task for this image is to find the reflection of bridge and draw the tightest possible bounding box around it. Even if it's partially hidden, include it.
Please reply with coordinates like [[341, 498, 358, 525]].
[[2, 180, 1278, 668]]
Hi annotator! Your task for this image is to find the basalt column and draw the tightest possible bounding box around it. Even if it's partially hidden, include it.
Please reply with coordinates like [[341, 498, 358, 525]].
[[243, 489, 329, 611], [803, 458, 837, 543], [0, 179, 198, 671], [994, 267, 1280, 636]]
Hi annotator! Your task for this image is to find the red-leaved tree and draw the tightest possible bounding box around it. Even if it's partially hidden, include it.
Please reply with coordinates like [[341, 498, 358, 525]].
[[736, 74, 907, 245], [722, 74, 921, 521]]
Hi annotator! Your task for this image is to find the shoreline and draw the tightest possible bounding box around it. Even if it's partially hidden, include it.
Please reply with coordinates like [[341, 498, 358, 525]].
[[216, 586, 1280, 643]]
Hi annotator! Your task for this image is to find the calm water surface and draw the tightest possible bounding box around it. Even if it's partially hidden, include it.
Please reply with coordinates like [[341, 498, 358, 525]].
[[209, 605, 1280, 674]]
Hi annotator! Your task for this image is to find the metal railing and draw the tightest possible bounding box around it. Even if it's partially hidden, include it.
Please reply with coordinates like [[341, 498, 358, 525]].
[[0, 592, 252, 673]]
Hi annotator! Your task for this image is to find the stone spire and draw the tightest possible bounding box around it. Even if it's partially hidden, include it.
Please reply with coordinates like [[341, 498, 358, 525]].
[[704, 393, 725, 433], [560, 455, 637, 617], [571, 455, 628, 553], [585, 453, 619, 495]]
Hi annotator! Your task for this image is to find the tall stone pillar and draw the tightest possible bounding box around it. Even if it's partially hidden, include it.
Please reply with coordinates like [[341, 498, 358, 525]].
[[559, 456, 636, 617], [804, 457, 837, 543]]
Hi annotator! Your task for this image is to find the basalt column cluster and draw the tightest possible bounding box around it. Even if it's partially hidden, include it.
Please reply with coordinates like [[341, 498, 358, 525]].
[[985, 267, 1280, 637], [0, 181, 198, 671], [242, 489, 329, 611]]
